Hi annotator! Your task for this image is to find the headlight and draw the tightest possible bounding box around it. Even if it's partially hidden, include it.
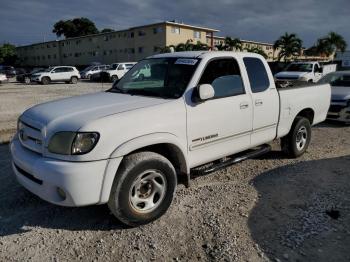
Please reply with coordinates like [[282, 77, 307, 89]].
[[48, 132, 99, 155]]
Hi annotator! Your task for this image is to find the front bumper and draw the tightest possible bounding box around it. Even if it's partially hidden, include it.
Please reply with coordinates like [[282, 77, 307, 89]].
[[11, 137, 112, 207]]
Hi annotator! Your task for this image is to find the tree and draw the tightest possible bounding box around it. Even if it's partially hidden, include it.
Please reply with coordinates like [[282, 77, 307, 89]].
[[316, 32, 347, 56], [53, 17, 99, 38], [273, 33, 302, 61], [224, 37, 242, 51], [0, 43, 17, 65], [101, 28, 114, 33], [245, 46, 268, 59]]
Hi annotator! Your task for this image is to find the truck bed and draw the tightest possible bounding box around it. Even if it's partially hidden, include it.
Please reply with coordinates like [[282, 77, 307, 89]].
[[276, 83, 331, 138]]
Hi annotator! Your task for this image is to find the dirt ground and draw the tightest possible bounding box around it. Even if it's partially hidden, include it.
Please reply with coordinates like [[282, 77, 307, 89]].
[[0, 81, 349, 262]]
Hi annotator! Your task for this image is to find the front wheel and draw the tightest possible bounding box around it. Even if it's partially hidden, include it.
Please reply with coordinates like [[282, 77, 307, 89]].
[[281, 116, 311, 158], [41, 77, 50, 85], [108, 151, 177, 227], [111, 75, 118, 82]]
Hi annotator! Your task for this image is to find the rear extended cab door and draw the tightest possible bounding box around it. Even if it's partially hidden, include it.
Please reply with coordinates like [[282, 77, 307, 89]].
[[241, 55, 280, 146]]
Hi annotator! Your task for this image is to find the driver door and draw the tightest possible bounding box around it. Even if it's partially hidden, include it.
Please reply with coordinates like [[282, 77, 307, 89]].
[[186, 57, 253, 167]]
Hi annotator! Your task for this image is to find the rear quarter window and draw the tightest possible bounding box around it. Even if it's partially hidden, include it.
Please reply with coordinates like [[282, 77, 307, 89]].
[[243, 57, 270, 93]]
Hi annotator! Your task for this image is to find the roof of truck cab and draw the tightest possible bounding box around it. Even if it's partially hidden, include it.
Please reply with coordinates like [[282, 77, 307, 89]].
[[149, 51, 263, 59]]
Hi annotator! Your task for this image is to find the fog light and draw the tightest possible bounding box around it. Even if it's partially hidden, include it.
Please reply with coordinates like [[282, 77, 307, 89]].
[[57, 187, 66, 200]]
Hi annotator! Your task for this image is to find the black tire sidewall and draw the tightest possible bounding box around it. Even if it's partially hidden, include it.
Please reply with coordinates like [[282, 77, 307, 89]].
[[42, 77, 49, 85], [290, 117, 311, 157], [110, 154, 177, 226]]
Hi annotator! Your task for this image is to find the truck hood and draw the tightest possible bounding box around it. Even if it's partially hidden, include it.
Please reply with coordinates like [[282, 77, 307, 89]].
[[331, 86, 350, 101], [21, 92, 169, 132], [275, 71, 307, 79]]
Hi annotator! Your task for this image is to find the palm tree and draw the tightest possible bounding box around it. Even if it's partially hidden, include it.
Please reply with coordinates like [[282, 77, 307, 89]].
[[155, 45, 175, 53], [175, 40, 194, 51], [316, 32, 347, 57], [245, 47, 268, 59], [192, 41, 209, 51], [273, 33, 303, 61], [224, 37, 242, 51], [215, 42, 226, 51]]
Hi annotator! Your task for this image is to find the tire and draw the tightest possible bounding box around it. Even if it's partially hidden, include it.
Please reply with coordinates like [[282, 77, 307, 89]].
[[70, 76, 78, 84], [24, 77, 30, 84], [41, 77, 50, 85], [111, 75, 118, 82], [281, 116, 311, 158], [108, 151, 177, 227]]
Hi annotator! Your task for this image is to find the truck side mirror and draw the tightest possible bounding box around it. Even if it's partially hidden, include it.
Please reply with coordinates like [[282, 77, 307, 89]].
[[193, 84, 215, 102]]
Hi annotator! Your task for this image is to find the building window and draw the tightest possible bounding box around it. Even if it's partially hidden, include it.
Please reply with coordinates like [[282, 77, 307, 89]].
[[128, 48, 135, 54], [103, 50, 107, 55], [129, 32, 134, 38], [153, 27, 163, 34], [53, 54, 57, 59], [138, 30, 146, 36], [47, 44, 50, 48], [138, 47, 144, 53], [193, 31, 201, 39], [48, 55, 51, 59], [171, 27, 180, 34]]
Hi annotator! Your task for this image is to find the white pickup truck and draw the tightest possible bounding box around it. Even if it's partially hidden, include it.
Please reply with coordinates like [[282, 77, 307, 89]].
[[275, 61, 337, 87], [10, 51, 331, 226]]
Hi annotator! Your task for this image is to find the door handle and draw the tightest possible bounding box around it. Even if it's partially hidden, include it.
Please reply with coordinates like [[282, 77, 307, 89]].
[[240, 102, 249, 109], [255, 100, 263, 106]]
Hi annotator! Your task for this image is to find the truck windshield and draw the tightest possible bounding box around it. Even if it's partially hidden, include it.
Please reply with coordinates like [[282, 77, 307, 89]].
[[318, 73, 350, 87], [108, 58, 200, 99], [285, 63, 313, 72]]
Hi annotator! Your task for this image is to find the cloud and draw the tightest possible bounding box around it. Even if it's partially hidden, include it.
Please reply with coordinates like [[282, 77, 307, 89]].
[[0, 0, 349, 48]]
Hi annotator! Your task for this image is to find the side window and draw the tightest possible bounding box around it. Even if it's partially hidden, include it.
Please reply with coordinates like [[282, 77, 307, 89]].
[[314, 64, 320, 73], [198, 58, 244, 98], [243, 57, 270, 93], [52, 68, 63, 73]]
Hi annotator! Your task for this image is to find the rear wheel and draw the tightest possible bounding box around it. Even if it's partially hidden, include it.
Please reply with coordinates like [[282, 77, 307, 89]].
[[108, 151, 177, 227], [41, 77, 50, 85], [281, 116, 311, 158], [70, 76, 78, 84]]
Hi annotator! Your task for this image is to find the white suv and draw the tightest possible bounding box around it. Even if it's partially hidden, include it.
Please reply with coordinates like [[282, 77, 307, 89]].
[[31, 66, 80, 85], [105, 62, 136, 81]]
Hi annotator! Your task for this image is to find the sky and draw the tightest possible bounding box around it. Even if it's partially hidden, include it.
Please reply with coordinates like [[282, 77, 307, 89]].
[[0, 0, 349, 48]]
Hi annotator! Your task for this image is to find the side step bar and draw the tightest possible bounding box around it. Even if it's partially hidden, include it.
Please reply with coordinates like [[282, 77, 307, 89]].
[[192, 144, 271, 176]]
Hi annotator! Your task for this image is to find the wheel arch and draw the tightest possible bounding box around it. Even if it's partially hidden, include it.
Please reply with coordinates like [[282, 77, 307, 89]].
[[99, 133, 189, 204], [295, 108, 315, 125]]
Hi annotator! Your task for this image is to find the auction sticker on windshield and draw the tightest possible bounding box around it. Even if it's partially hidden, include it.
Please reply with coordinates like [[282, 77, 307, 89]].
[[175, 59, 198, 65]]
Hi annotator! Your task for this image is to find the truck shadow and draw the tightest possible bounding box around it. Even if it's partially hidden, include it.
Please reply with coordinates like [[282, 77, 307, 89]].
[[0, 145, 128, 237], [248, 155, 350, 261]]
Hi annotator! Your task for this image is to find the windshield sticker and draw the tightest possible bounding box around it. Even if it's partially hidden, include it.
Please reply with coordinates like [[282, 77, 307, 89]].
[[175, 59, 198, 65]]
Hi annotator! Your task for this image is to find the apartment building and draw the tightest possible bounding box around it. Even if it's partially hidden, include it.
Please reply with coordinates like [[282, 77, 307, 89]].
[[16, 21, 218, 67]]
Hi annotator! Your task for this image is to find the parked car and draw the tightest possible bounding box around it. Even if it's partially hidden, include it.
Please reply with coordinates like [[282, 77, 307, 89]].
[[274, 62, 337, 87], [318, 71, 350, 123], [16, 68, 45, 84], [103, 62, 136, 82], [0, 65, 16, 78], [80, 65, 110, 79], [31, 66, 80, 84], [0, 73, 7, 84], [10, 51, 330, 226]]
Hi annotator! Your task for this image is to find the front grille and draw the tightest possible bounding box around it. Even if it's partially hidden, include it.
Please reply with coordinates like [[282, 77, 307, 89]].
[[19, 120, 43, 154], [329, 105, 344, 113], [14, 163, 43, 185]]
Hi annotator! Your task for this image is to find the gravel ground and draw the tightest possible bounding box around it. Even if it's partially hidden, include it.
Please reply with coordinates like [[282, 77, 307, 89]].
[[0, 81, 349, 261]]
